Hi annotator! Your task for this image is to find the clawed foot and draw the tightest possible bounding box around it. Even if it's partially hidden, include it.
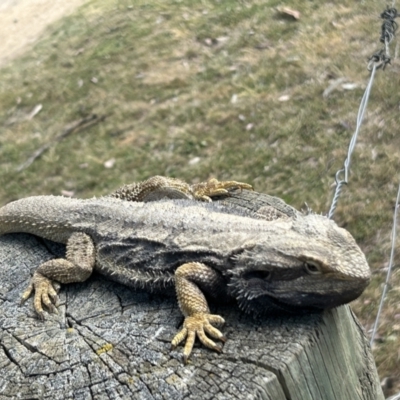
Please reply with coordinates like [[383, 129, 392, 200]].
[[191, 178, 253, 202], [20, 272, 60, 320], [171, 313, 226, 363]]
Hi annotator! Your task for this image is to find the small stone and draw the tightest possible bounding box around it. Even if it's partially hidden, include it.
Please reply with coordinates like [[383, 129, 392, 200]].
[[104, 158, 116, 168]]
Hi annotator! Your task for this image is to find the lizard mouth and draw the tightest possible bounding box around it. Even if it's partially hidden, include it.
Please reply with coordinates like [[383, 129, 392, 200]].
[[235, 282, 366, 316], [236, 292, 319, 316], [231, 275, 367, 315]]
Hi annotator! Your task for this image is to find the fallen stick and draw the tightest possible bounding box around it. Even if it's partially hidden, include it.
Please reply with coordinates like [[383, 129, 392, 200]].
[[16, 114, 106, 172]]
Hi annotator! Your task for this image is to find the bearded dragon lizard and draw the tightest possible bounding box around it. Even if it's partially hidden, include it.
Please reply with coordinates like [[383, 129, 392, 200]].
[[0, 176, 371, 363]]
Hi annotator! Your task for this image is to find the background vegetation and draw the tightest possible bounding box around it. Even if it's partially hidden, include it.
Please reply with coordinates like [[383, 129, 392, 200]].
[[1, 0, 399, 395]]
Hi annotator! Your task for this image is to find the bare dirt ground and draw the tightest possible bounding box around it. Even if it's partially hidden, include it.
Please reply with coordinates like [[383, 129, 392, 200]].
[[0, 0, 87, 66]]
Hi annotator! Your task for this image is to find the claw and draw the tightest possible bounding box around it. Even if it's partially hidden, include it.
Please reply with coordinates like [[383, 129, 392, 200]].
[[36, 311, 45, 321]]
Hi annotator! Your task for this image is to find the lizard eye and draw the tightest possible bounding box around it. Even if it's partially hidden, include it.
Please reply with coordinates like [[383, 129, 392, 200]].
[[304, 261, 322, 275]]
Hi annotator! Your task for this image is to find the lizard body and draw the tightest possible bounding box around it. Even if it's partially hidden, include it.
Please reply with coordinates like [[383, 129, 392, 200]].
[[0, 177, 371, 362]]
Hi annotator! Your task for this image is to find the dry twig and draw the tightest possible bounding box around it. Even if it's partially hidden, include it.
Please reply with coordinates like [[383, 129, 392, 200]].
[[17, 114, 106, 172]]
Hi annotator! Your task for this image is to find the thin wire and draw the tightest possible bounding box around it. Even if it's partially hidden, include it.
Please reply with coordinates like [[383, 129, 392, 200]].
[[367, 6, 398, 70], [370, 182, 400, 347], [328, 5, 398, 218], [327, 64, 377, 219]]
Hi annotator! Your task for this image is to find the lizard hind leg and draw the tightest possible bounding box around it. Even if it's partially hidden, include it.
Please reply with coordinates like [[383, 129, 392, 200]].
[[21, 232, 96, 319], [108, 175, 252, 203], [190, 178, 253, 202]]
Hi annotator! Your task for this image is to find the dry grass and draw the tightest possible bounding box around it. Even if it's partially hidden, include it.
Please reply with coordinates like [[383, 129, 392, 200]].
[[1, 0, 399, 395]]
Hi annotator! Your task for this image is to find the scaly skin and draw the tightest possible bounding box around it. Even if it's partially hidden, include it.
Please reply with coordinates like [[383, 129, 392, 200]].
[[0, 178, 371, 362], [109, 175, 253, 202]]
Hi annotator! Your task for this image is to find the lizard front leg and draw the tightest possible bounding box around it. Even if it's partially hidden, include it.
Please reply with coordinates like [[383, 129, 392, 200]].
[[172, 262, 227, 363], [21, 232, 95, 319]]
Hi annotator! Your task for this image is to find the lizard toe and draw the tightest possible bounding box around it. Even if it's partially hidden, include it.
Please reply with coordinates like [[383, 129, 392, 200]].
[[171, 327, 188, 349], [20, 282, 34, 305], [172, 313, 226, 363], [22, 272, 60, 318]]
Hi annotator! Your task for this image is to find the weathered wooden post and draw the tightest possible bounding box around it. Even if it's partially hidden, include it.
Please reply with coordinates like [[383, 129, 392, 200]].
[[0, 191, 383, 399]]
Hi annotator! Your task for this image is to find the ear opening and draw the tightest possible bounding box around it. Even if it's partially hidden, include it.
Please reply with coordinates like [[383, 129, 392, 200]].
[[228, 268, 271, 314]]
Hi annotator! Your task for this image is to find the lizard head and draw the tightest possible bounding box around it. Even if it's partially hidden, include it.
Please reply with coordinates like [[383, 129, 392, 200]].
[[227, 213, 371, 315]]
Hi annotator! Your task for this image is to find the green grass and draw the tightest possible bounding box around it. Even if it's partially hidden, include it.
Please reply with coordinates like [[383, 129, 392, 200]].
[[1, 0, 399, 394]]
